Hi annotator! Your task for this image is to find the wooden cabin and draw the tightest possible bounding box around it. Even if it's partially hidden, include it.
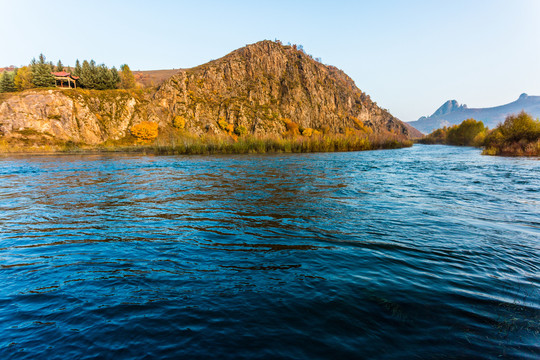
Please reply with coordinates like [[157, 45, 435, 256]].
[[52, 71, 79, 88]]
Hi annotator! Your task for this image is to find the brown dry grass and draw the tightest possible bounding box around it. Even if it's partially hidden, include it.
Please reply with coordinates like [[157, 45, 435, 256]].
[[132, 69, 181, 88]]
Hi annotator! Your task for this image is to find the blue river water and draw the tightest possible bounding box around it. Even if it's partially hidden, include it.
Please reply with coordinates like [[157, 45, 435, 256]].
[[0, 144, 539, 359]]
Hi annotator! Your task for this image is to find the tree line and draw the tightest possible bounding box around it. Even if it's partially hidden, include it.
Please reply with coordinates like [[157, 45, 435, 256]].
[[419, 118, 488, 147], [0, 54, 136, 93], [419, 112, 540, 156]]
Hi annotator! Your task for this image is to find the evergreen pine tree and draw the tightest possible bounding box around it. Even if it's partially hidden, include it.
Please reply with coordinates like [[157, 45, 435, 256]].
[[73, 59, 81, 77], [79, 60, 93, 88], [95, 64, 110, 90], [0, 71, 16, 92], [88, 60, 97, 89], [31, 53, 55, 87], [56, 60, 64, 72], [89, 60, 97, 73], [109, 67, 120, 89]]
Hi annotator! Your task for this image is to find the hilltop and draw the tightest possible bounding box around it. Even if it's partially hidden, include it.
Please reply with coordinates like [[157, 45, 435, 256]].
[[409, 94, 540, 133], [0, 40, 420, 152]]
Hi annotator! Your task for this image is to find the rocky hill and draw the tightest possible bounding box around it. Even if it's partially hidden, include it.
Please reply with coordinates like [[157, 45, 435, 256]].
[[409, 94, 540, 134], [154, 40, 419, 138], [0, 40, 420, 147]]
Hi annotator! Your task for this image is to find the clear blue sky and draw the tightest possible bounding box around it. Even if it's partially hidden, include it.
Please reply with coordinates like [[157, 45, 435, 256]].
[[2, 0, 539, 121]]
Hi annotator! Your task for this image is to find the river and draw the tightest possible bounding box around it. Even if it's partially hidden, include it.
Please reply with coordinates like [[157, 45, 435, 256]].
[[0, 145, 538, 359]]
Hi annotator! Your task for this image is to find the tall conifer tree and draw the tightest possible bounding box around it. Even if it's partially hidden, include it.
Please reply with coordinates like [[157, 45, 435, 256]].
[[31, 54, 55, 87], [110, 67, 120, 89], [73, 59, 82, 77], [0, 71, 16, 92]]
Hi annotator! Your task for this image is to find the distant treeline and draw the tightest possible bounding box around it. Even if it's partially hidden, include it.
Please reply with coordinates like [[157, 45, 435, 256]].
[[419, 112, 540, 156], [0, 54, 136, 93]]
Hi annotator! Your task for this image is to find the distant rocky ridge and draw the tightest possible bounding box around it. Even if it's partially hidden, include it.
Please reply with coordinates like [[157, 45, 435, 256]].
[[0, 40, 421, 146], [409, 94, 540, 134]]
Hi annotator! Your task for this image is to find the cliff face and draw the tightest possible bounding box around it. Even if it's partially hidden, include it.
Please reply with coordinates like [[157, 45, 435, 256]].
[[155, 40, 415, 137], [0, 40, 419, 145], [0, 89, 160, 144]]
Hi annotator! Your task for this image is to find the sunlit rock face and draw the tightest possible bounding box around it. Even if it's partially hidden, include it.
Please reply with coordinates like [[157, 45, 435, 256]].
[[154, 40, 417, 138], [0, 89, 152, 144]]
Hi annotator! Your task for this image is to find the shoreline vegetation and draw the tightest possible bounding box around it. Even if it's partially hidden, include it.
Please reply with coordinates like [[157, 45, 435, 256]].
[[418, 112, 540, 157], [0, 130, 412, 156]]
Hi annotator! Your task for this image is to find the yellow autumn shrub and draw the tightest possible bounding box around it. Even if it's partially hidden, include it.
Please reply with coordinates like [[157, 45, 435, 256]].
[[173, 115, 186, 130], [217, 117, 234, 133], [130, 121, 159, 141], [351, 116, 373, 134]]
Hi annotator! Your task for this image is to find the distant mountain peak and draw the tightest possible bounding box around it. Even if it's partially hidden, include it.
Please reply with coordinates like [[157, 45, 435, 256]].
[[518, 93, 528, 100], [431, 99, 466, 117]]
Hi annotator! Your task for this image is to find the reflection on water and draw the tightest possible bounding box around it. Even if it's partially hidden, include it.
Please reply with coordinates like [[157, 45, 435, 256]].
[[0, 146, 539, 359]]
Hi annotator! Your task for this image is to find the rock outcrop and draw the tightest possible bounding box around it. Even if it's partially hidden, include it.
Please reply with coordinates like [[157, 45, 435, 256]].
[[0, 89, 161, 144], [0, 40, 420, 145]]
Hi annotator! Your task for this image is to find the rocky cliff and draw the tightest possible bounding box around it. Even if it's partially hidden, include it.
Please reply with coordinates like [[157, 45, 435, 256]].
[[0, 89, 160, 144], [0, 40, 420, 146]]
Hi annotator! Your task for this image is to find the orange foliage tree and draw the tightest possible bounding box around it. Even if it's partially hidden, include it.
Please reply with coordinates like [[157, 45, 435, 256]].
[[283, 118, 300, 136]]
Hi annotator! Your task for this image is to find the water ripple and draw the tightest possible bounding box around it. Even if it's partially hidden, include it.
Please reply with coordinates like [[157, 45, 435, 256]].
[[0, 146, 539, 359]]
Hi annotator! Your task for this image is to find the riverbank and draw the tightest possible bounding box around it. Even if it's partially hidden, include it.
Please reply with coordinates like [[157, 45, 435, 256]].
[[0, 132, 413, 155]]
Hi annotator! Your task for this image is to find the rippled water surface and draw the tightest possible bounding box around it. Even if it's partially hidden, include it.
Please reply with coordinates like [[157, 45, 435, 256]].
[[0, 145, 539, 359]]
